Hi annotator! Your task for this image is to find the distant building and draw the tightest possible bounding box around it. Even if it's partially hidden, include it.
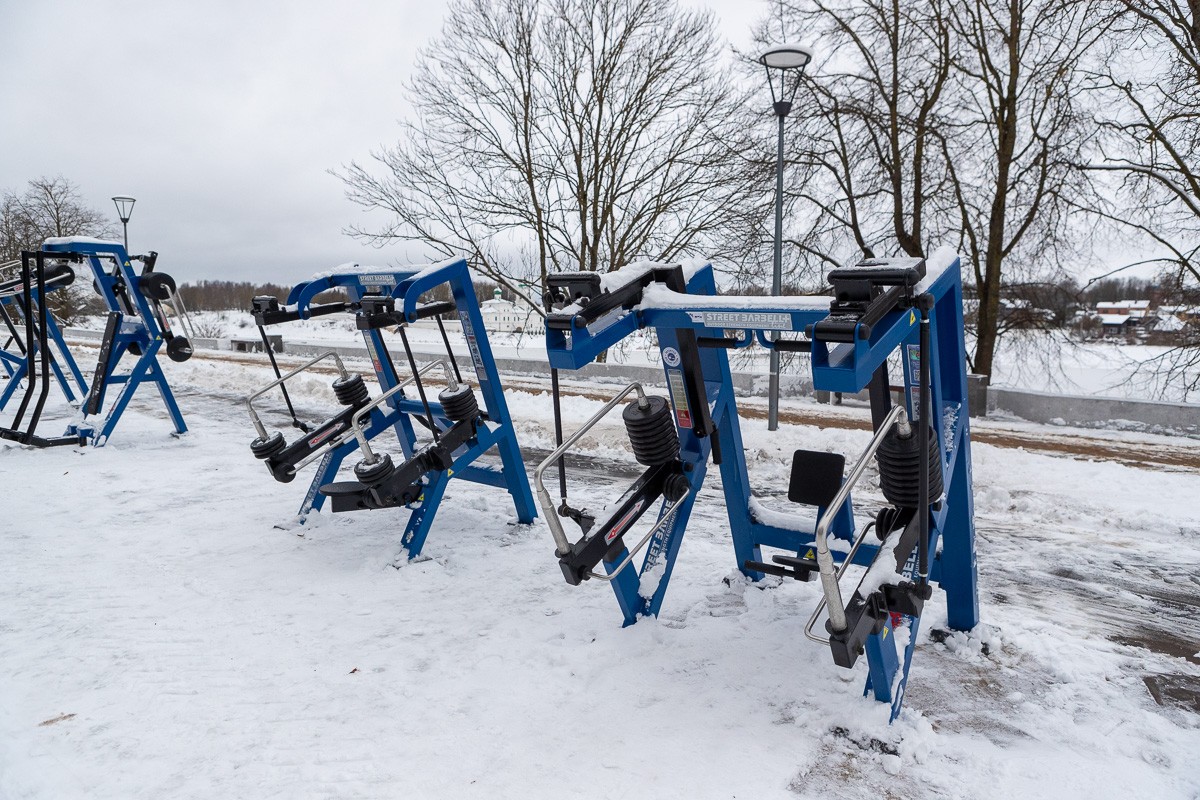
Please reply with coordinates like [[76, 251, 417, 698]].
[[478, 288, 545, 335], [1095, 299, 1152, 337], [1096, 299, 1151, 322]]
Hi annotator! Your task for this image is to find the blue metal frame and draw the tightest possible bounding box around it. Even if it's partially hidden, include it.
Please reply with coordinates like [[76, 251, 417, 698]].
[[40, 238, 187, 445], [0, 274, 89, 411], [545, 258, 978, 715], [271, 258, 536, 558]]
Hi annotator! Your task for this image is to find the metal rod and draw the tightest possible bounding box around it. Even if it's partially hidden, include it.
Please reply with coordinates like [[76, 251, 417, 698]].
[[550, 368, 569, 503], [809, 404, 906, 635], [533, 382, 648, 555], [244, 350, 349, 440], [25, 254, 54, 441], [258, 324, 307, 432], [167, 287, 197, 341], [434, 315, 462, 384], [398, 325, 439, 443], [803, 521, 878, 644], [287, 359, 454, 476], [767, 109, 787, 432], [0, 303, 24, 355], [9, 254, 37, 430]]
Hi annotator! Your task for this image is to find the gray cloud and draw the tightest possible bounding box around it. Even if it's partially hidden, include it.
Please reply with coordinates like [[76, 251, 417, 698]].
[[2, 0, 758, 286]]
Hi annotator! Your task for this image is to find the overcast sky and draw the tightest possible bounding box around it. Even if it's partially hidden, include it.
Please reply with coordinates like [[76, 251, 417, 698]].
[[1, 0, 764, 285]]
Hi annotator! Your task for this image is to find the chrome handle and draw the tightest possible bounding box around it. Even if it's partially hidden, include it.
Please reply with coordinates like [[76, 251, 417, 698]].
[[245, 351, 349, 440], [805, 404, 907, 639], [533, 382, 649, 555]]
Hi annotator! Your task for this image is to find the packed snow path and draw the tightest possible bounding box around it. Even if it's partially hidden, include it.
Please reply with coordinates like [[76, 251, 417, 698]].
[[1, 361, 1198, 799]]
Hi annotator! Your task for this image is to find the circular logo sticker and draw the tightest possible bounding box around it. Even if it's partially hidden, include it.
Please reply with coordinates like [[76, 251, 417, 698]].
[[662, 347, 681, 367]]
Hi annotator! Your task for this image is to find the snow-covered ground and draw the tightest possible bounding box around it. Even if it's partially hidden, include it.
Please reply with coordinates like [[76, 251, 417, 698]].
[[2, 347, 1198, 799]]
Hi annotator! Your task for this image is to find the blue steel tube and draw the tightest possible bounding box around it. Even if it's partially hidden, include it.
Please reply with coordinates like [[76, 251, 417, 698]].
[[918, 303, 932, 583]]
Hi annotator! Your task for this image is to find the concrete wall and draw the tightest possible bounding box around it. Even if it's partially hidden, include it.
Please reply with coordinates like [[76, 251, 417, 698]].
[[65, 327, 225, 352], [281, 340, 815, 397], [989, 386, 1200, 436], [64, 327, 1199, 436]]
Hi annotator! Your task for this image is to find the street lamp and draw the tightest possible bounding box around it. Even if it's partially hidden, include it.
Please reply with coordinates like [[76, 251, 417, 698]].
[[112, 195, 136, 251], [759, 43, 813, 432]]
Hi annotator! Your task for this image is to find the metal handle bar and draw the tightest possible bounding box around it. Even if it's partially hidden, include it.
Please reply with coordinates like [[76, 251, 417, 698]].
[[585, 493, 688, 582], [285, 359, 455, 476], [164, 285, 197, 341], [533, 382, 649, 554], [806, 404, 907, 638], [245, 350, 350, 439], [803, 520, 877, 644]]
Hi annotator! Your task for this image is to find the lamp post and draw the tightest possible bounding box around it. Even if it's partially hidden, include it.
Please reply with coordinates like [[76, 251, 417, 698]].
[[758, 43, 813, 431], [111, 196, 136, 251]]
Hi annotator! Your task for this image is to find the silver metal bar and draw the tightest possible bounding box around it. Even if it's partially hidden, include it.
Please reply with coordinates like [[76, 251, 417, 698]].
[[244, 350, 349, 440], [286, 359, 453, 475], [803, 520, 878, 644], [533, 382, 648, 555], [584, 494, 687, 582], [166, 288, 197, 341], [808, 405, 907, 636]]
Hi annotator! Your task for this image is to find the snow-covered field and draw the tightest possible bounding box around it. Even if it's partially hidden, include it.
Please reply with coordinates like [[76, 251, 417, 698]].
[[2, 346, 1199, 799], [80, 309, 1200, 402]]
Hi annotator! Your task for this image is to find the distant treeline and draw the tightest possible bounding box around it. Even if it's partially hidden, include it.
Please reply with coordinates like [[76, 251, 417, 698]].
[[180, 278, 516, 312], [179, 280, 343, 311]]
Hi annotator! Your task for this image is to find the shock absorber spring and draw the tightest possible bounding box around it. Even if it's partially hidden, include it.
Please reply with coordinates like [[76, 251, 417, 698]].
[[874, 417, 943, 507], [622, 395, 680, 466]]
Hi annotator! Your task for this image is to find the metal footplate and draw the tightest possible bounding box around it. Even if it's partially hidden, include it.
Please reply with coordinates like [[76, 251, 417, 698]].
[[743, 553, 820, 582]]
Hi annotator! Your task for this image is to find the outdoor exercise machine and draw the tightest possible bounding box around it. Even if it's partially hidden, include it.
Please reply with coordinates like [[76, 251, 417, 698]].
[[29, 237, 193, 447], [536, 250, 977, 719], [244, 258, 536, 558], [0, 251, 90, 446]]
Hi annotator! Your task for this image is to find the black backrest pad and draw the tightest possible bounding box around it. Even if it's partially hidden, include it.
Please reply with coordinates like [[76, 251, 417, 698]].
[[788, 449, 846, 508]]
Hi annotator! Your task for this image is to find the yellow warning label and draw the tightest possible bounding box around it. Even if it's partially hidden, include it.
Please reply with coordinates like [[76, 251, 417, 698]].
[[804, 548, 815, 559], [883, 627, 889, 639], [909, 310, 915, 324]]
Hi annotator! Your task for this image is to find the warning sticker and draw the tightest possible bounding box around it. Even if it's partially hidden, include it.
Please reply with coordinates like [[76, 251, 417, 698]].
[[459, 311, 487, 376], [667, 371, 691, 428], [906, 344, 921, 384], [365, 337, 382, 374]]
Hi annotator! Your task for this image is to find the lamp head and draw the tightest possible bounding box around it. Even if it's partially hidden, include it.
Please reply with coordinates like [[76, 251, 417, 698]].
[[758, 43, 814, 71], [759, 43, 814, 112], [112, 196, 136, 223]]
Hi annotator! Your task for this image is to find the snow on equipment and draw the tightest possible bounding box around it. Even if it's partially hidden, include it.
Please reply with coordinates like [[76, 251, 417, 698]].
[[35, 238, 192, 446], [244, 259, 536, 559], [0, 252, 90, 446], [536, 251, 977, 719]]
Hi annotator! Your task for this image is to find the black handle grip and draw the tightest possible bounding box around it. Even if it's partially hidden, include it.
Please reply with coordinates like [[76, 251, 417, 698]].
[[414, 300, 456, 320]]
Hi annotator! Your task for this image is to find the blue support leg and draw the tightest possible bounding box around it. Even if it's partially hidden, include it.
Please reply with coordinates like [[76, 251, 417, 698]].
[[401, 472, 451, 559], [863, 618, 901, 704]]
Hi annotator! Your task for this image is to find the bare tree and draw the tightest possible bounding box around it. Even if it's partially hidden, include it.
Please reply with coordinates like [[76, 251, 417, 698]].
[[338, 0, 763, 312], [768, 0, 1102, 379], [1081, 1, 1200, 397], [769, 0, 958, 282], [939, 0, 1104, 377], [1, 176, 114, 323]]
